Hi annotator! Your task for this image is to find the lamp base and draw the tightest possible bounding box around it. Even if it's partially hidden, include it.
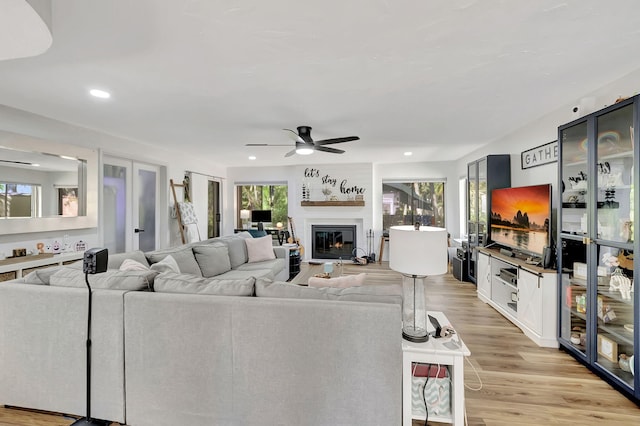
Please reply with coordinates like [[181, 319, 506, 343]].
[[70, 418, 111, 426], [402, 330, 429, 343]]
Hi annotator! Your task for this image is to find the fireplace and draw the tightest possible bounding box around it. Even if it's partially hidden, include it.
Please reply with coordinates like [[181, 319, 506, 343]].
[[312, 225, 357, 260]]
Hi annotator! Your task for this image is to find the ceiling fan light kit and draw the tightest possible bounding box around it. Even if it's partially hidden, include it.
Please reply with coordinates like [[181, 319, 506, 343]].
[[246, 126, 359, 157]]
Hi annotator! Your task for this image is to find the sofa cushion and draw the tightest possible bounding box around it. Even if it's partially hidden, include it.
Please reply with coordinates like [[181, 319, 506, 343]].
[[153, 272, 255, 296], [245, 235, 276, 263], [146, 246, 202, 277], [308, 272, 367, 288], [192, 243, 232, 277], [149, 255, 180, 273], [255, 279, 402, 305], [215, 268, 274, 281], [108, 250, 150, 270], [235, 258, 285, 279], [49, 268, 157, 291]]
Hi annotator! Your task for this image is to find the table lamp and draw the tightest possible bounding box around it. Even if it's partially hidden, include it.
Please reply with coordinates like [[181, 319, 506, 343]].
[[389, 225, 448, 342], [240, 209, 251, 229]]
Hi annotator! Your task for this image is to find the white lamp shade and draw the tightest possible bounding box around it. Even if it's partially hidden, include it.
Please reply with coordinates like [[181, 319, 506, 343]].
[[389, 225, 448, 276], [240, 209, 251, 220]]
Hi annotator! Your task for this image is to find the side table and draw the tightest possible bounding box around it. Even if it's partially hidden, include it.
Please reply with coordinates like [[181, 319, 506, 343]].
[[402, 311, 470, 426]]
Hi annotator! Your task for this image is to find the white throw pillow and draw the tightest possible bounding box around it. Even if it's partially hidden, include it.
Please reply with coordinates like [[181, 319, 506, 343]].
[[308, 272, 367, 288], [150, 254, 180, 273], [245, 235, 276, 263], [120, 258, 150, 271]]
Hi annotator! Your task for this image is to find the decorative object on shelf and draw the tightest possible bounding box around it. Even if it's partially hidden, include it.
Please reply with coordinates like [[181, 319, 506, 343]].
[[597, 296, 617, 323], [322, 186, 332, 201], [603, 252, 632, 299], [575, 293, 586, 314], [12, 248, 26, 258], [36, 242, 45, 254], [240, 209, 250, 230], [355, 194, 364, 202], [389, 225, 448, 342], [619, 354, 632, 373], [75, 240, 87, 252], [597, 334, 618, 362], [329, 195, 338, 201]]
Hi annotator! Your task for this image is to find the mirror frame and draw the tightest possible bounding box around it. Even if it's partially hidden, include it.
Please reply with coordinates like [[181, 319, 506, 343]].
[[0, 130, 98, 235]]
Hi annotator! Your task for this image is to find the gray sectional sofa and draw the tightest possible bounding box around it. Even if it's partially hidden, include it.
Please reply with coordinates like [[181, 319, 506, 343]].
[[0, 232, 403, 425]]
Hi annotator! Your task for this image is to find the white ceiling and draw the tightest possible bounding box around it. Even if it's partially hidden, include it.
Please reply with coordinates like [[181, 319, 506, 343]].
[[1, 0, 640, 168]]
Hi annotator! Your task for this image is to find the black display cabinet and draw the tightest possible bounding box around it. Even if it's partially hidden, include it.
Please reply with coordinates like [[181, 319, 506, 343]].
[[558, 96, 638, 403], [466, 155, 511, 284]]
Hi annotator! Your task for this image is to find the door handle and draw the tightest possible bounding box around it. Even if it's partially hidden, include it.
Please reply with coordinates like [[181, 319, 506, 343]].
[[134, 228, 145, 233]]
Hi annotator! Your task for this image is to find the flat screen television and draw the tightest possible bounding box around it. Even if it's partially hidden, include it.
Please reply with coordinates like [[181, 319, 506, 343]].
[[490, 184, 551, 256], [251, 209, 272, 223]]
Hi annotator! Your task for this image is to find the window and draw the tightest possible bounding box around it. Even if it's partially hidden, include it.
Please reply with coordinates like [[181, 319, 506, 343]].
[[236, 184, 288, 227], [0, 182, 41, 218], [382, 181, 445, 230]]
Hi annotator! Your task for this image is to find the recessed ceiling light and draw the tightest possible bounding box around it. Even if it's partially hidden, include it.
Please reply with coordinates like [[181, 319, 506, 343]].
[[248, 156, 256, 160], [404, 151, 413, 156], [89, 89, 111, 99], [31, 163, 40, 167]]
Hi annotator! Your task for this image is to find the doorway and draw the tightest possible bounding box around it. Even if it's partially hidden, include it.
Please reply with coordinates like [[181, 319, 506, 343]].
[[103, 156, 161, 253]]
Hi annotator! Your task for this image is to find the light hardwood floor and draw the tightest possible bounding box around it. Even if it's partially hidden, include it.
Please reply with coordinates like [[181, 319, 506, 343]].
[[1, 263, 639, 425]]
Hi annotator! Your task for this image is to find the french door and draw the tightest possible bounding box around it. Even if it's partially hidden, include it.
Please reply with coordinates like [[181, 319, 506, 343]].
[[103, 156, 160, 253]]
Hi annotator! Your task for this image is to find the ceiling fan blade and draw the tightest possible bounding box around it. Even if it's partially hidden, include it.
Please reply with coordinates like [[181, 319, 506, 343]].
[[315, 146, 345, 154], [284, 148, 297, 157], [245, 143, 291, 146], [315, 136, 360, 146], [283, 128, 303, 143]]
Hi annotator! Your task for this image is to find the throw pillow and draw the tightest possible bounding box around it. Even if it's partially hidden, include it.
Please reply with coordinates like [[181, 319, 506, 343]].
[[153, 272, 255, 296], [149, 255, 180, 273], [145, 246, 202, 277], [245, 235, 276, 263], [21, 266, 64, 285], [120, 258, 151, 271], [308, 272, 367, 288], [192, 243, 232, 277], [107, 250, 149, 270]]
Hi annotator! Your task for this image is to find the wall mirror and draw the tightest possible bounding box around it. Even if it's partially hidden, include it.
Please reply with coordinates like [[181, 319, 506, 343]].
[[0, 130, 98, 235]]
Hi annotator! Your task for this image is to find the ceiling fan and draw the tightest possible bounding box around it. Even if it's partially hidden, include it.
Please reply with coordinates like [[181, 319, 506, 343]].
[[246, 126, 360, 157]]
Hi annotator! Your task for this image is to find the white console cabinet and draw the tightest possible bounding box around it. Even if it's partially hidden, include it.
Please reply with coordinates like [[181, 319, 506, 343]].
[[476, 248, 558, 348]]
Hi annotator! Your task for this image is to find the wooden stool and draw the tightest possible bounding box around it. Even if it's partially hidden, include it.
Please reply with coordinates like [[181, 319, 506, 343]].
[[378, 236, 389, 263]]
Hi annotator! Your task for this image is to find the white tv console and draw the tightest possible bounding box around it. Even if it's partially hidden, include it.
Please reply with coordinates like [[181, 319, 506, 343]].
[[476, 247, 558, 348]]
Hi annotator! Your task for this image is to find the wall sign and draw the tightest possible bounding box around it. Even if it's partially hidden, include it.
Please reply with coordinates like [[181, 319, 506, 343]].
[[521, 140, 558, 169]]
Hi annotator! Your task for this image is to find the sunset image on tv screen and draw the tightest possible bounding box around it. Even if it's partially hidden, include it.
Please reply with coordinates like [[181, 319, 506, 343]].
[[490, 184, 551, 256]]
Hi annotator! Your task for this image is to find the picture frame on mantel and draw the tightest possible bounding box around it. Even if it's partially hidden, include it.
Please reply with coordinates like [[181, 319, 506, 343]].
[[521, 140, 558, 169]]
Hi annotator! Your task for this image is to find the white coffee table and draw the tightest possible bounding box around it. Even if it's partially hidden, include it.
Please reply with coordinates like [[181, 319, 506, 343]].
[[402, 311, 470, 426]]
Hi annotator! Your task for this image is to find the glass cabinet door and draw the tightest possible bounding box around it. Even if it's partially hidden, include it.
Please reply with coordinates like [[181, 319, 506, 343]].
[[593, 105, 635, 388], [559, 237, 588, 356], [560, 120, 588, 235], [478, 158, 487, 246], [468, 162, 477, 224]]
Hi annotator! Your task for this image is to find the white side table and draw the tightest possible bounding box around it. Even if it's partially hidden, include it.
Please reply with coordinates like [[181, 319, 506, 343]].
[[402, 311, 470, 426]]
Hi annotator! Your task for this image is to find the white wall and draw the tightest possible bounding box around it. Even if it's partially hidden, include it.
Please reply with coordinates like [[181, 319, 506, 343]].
[[0, 105, 227, 256]]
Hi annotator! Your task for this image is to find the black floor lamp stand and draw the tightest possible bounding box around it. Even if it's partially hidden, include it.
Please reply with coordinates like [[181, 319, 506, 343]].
[[71, 249, 109, 426]]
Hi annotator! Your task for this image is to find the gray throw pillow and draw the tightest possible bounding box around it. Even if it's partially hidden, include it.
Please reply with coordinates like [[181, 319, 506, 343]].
[[107, 250, 150, 270], [219, 236, 249, 268], [146, 246, 202, 277], [192, 243, 232, 277], [21, 266, 65, 285], [153, 272, 255, 296]]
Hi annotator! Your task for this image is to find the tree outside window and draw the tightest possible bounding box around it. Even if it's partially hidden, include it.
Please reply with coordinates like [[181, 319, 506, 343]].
[[382, 181, 445, 231], [237, 184, 288, 226]]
